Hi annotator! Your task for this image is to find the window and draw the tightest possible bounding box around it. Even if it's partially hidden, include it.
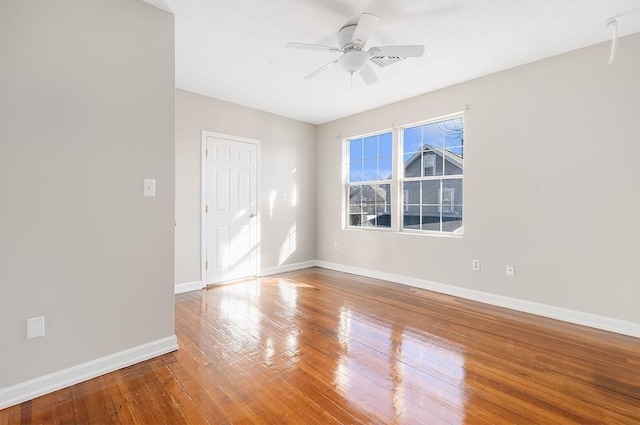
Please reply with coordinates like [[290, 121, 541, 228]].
[[441, 187, 455, 213], [344, 114, 463, 235], [424, 153, 436, 176], [402, 116, 463, 233], [347, 132, 392, 228]]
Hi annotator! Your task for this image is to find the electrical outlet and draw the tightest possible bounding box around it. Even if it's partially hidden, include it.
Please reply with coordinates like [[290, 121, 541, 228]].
[[472, 259, 481, 271], [506, 265, 515, 276], [333, 242, 339, 250]]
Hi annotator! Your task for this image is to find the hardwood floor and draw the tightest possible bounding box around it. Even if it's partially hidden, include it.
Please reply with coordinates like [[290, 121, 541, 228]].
[[1, 267, 639, 424]]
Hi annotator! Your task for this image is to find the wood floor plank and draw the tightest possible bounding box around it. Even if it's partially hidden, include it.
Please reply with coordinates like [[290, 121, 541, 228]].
[[1, 267, 638, 424], [50, 387, 77, 425]]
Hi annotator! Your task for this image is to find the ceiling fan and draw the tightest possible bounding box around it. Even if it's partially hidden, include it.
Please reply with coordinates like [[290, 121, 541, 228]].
[[287, 13, 425, 85]]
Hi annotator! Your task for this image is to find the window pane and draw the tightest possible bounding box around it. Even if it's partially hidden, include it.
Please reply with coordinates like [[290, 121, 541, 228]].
[[349, 161, 362, 182], [443, 117, 464, 148], [363, 159, 377, 181], [375, 205, 391, 227], [403, 205, 421, 229], [359, 184, 383, 205], [363, 136, 377, 159], [348, 185, 360, 204], [404, 153, 421, 177], [422, 123, 443, 148], [349, 214, 362, 226], [357, 184, 374, 204], [421, 180, 440, 205], [362, 204, 375, 215], [422, 150, 444, 177], [376, 204, 390, 215], [444, 150, 463, 175], [378, 184, 391, 204], [404, 181, 420, 204], [349, 204, 362, 214], [378, 156, 392, 180], [403, 126, 422, 153], [442, 206, 463, 233], [349, 138, 363, 161], [444, 145, 463, 158], [379, 132, 392, 157], [442, 179, 462, 205], [421, 205, 441, 231]]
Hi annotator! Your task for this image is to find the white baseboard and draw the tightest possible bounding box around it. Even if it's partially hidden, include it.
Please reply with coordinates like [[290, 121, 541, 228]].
[[261, 260, 318, 277], [174, 280, 203, 294], [315, 261, 640, 338], [175, 262, 318, 294], [0, 335, 178, 410]]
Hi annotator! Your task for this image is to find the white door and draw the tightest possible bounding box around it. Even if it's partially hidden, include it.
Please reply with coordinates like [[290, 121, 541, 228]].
[[205, 135, 258, 285]]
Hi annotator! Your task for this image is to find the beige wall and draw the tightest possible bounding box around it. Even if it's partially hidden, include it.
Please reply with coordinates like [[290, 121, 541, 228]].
[[0, 0, 175, 388], [175, 89, 316, 284], [316, 34, 640, 324]]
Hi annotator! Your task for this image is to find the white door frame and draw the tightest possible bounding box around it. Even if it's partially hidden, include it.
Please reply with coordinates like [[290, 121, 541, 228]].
[[201, 130, 261, 285]]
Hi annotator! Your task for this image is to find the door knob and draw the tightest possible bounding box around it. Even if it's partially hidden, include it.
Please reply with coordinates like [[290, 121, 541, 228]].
[[249, 213, 257, 218]]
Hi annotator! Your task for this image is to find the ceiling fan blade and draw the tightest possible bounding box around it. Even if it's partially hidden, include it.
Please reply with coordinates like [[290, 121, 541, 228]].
[[359, 64, 378, 85], [369, 45, 425, 57], [351, 13, 380, 46], [303, 59, 339, 80], [287, 42, 341, 52]]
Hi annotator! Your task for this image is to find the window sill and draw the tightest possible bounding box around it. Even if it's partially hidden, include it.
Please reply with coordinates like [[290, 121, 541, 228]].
[[400, 229, 463, 238], [345, 226, 394, 232]]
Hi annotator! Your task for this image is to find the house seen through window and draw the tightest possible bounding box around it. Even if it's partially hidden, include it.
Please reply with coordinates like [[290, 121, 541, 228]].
[[346, 114, 464, 234], [402, 116, 463, 233]]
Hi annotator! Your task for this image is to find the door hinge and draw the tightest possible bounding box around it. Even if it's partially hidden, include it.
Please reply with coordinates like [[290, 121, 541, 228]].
[[206, 148, 208, 157], [205, 205, 208, 213], [205, 261, 208, 269]]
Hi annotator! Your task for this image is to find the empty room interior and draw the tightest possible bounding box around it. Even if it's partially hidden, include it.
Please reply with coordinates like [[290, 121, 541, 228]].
[[1, 0, 639, 423]]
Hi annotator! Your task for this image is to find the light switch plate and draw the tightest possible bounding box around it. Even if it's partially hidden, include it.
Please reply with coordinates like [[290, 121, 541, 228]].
[[144, 179, 156, 197], [27, 316, 45, 339]]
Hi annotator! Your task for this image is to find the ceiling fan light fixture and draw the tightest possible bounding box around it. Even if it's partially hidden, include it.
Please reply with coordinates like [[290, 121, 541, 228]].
[[338, 50, 370, 73]]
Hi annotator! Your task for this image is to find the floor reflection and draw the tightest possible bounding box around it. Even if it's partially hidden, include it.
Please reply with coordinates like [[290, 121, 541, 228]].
[[335, 309, 467, 423], [200, 273, 468, 423]]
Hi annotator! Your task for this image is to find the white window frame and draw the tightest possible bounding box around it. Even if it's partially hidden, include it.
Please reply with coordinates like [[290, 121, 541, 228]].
[[345, 129, 395, 231], [400, 112, 464, 235], [342, 112, 463, 236]]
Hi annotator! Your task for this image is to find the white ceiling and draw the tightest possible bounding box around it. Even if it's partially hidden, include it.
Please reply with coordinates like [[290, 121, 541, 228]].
[[144, 0, 640, 125]]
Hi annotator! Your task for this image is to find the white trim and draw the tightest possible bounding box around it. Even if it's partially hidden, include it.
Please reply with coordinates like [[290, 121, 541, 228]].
[[315, 261, 640, 338], [201, 131, 262, 287], [261, 260, 318, 277], [174, 280, 203, 294], [200, 132, 207, 287], [0, 335, 178, 410], [401, 110, 465, 131]]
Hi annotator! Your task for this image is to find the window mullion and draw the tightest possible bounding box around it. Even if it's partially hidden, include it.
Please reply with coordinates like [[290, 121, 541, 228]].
[[391, 127, 400, 232]]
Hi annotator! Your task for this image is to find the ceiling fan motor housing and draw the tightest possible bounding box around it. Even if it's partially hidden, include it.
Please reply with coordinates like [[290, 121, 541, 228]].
[[338, 50, 370, 73], [337, 24, 370, 73]]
